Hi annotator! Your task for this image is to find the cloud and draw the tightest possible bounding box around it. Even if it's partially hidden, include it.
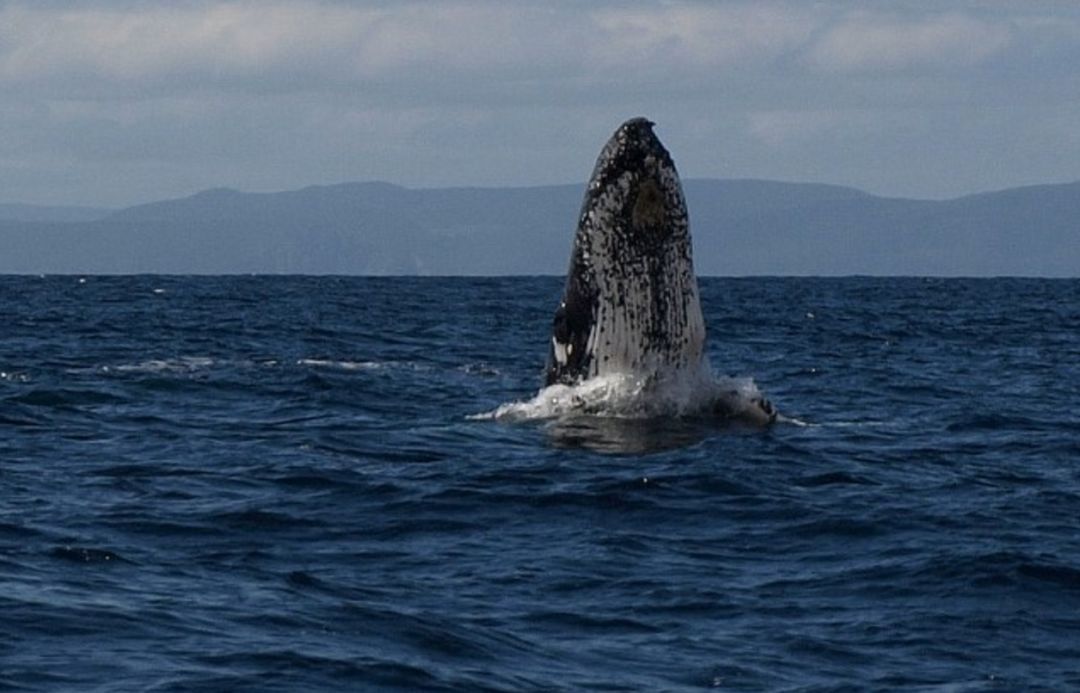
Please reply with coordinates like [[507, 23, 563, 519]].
[[0, 1, 590, 95], [0, 3, 1032, 101], [2, 1, 1080, 206], [588, 4, 815, 71], [806, 11, 1013, 72], [0, 3, 372, 87], [0, 1, 824, 97]]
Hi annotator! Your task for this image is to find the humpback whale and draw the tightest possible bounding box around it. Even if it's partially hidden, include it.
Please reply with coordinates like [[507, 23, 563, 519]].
[[546, 117, 776, 426]]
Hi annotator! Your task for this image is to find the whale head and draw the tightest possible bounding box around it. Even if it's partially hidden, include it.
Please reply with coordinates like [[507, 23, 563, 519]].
[[546, 117, 706, 386]]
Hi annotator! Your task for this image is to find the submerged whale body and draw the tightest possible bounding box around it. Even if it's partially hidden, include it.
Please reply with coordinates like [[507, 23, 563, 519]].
[[546, 117, 776, 426]]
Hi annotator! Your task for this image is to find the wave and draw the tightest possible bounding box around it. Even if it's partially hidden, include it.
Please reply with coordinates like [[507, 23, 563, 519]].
[[0, 370, 31, 383], [296, 358, 388, 371], [106, 356, 219, 374], [90, 357, 438, 376]]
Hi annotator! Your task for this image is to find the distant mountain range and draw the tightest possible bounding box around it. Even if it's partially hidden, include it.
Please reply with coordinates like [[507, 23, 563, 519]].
[[1, 179, 1077, 276]]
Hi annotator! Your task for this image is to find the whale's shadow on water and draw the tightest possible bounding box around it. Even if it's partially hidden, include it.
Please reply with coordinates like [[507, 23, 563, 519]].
[[542, 415, 763, 454]]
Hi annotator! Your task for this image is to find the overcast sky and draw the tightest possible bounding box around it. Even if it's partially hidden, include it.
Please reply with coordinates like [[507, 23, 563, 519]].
[[3, 0, 1080, 207]]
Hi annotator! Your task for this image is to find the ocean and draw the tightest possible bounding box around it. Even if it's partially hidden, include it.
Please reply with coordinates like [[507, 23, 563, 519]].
[[2, 275, 1078, 691]]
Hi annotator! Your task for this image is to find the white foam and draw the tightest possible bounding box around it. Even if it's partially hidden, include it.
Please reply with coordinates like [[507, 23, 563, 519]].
[[296, 359, 439, 375], [94, 357, 425, 376], [297, 358, 384, 371], [108, 356, 217, 374], [458, 363, 501, 376], [0, 370, 31, 383], [472, 367, 769, 422]]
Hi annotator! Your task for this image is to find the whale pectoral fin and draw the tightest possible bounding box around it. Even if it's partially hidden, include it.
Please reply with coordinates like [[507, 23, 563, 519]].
[[547, 304, 576, 385], [546, 298, 593, 386], [551, 305, 571, 367], [551, 337, 569, 366]]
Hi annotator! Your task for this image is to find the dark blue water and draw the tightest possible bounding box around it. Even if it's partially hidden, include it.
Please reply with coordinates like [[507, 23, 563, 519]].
[[2, 276, 1079, 691]]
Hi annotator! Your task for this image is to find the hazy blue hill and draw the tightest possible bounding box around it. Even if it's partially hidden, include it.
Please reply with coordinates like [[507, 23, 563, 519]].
[[95, 182, 583, 275], [925, 183, 1080, 276], [685, 181, 1079, 276], [683, 179, 870, 217], [109, 183, 411, 224], [88, 183, 426, 274], [0, 179, 1076, 275], [404, 185, 582, 275]]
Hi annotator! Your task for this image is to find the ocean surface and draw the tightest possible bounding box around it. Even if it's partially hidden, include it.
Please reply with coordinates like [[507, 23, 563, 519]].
[[2, 275, 1078, 692]]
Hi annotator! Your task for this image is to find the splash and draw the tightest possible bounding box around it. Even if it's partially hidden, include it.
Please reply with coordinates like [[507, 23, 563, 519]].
[[474, 367, 770, 423]]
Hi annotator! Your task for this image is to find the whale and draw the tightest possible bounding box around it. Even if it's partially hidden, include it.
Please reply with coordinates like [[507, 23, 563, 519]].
[[545, 117, 776, 426]]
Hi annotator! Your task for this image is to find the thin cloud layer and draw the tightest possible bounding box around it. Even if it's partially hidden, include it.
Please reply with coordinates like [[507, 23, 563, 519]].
[[806, 11, 1013, 72], [0, 2, 811, 90], [0, 3, 588, 91], [1, 1, 1079, 205], [589, 4, 815, 71]]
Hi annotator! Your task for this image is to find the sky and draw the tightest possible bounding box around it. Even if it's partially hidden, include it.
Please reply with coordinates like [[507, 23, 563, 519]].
[[3, 0, 1080, 208]]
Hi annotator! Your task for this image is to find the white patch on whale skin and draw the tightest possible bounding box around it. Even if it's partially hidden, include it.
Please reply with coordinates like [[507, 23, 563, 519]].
[[552, 337, 568, 366]]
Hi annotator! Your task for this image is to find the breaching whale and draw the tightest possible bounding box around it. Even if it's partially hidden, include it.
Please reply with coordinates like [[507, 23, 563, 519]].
[[546, 117, 776, 426]]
